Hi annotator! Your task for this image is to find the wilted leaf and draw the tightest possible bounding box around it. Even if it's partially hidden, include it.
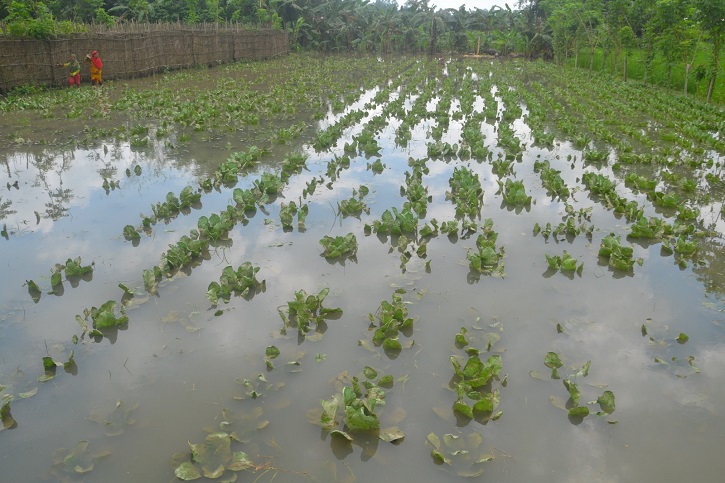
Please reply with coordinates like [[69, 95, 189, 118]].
[[19, 388, 38, 399], [597, 390, 616, 414], [175, 461, 202, 480], [330, 429, 353, 441], [426, 432, 442, 450], [379, 426, 405, 443]]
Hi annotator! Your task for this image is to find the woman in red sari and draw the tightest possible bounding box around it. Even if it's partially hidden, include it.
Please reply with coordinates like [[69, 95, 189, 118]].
[[86, 51, 103, 86]]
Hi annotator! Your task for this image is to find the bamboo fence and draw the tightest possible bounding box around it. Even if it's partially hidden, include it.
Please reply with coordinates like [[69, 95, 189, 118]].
[[0, 23, 289, 93]]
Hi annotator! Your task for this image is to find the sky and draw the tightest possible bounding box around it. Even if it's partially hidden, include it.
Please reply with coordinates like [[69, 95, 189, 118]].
[[396, 0, 511, 11]]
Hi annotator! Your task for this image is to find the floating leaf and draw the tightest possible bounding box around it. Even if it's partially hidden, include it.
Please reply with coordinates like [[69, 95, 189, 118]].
[[379, 426, 405, 443], [1, 401, 14, 429], [597, 390, 616, 414], [265, 346, 280, 359], [544, 352, 563, 369], [568, 406, 589, 417], [330, 429, 353, 442], [19, 388, 38, 399], [363, 366, 378, 380], [676, 333, 689, 344], [175, 461, 202, 480]]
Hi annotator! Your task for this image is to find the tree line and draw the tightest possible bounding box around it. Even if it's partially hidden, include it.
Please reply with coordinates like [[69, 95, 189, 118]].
[[1, 0, 723, 101]]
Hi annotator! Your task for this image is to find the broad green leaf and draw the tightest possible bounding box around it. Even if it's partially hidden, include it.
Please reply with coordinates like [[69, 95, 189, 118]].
[[545, 352, 563, 369], [568, 406, 589, 417], [344, 405, 379, 431], [431, 450, 451, 465], [597, 390, 616, 414], [677, 333, 689, 344], [1, 401, 14, 429], [265, 346, 280, 359], [563, 379, 580, 405], [383, 337, 402, 351], [453, 400, 473, 419], [43, 356, 57, 370], [363, 366, 378, 380], [175, 462, 201, 480], [378, 375, 394, 388]]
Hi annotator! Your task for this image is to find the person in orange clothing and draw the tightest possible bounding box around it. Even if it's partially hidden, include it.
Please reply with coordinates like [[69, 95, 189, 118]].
[[59, 54, 81, 87], [85, 50, 103, 86]]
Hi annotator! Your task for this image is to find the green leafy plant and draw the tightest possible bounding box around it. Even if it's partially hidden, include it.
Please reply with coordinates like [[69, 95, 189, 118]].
[[319, 233, 358, 260], [207, 263, 265, 305], [278, 288, 342, 335], [599, 234, 642, 271], [369, 291, 414, 353], [545, 251, 583, 275], [365, 207, 417, 236], [449, 326, 504, 421], [467, 220, 504, 275], [447, 167, 484, 219], [497, 178, 532, 207], [174, 432, 254, 480]]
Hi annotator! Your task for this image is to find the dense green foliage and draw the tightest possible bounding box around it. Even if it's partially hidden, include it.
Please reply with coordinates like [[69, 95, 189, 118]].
[[1, 0, 722, 101]]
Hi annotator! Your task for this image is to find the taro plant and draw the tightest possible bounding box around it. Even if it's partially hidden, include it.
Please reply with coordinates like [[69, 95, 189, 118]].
[[320, 378, 387, 439], [545, 251, 584, 276], [319, 233, 358, 260], [497, 178, 532, 207], [447, 167, 484, 219], [277, 288, 343, 336], [599, 234, 643, 271], [280, 152, 309, 182], [207, 263, 265, 305], [467, 220, 504, 275], [279, 201, 308, 230], [449, 328, 504, 421], [197, 209, 239, 242], [364, 207, 417, 236], [338, 186, 370, 218], [369, 291, 414, 354], [367, 159, 385, 174], [253, 173, 285, 198], [233, 187, 268, 213], [79, 300, 128, 330], [50, 440, 111, 480], [543, 354, 616, 421], [534, 160, 570, 200], [160, 235, 206, 275], [425, 431, 495, 474], [174, 432, 255, 480]]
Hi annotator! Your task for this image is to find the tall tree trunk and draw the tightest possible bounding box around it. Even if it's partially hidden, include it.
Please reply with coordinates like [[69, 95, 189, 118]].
[[684, 63, 690, 95], [707, 74, 716, 103]]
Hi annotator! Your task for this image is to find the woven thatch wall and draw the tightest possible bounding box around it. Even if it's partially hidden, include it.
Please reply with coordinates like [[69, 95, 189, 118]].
[[0, 24, 289, 93]]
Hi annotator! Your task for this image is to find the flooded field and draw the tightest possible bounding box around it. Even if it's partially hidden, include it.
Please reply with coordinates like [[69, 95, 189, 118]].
[[1, 54, 725, 482]]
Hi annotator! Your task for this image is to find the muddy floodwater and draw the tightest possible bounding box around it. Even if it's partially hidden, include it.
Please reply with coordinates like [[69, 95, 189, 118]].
[[1, 54, 724, 482]]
